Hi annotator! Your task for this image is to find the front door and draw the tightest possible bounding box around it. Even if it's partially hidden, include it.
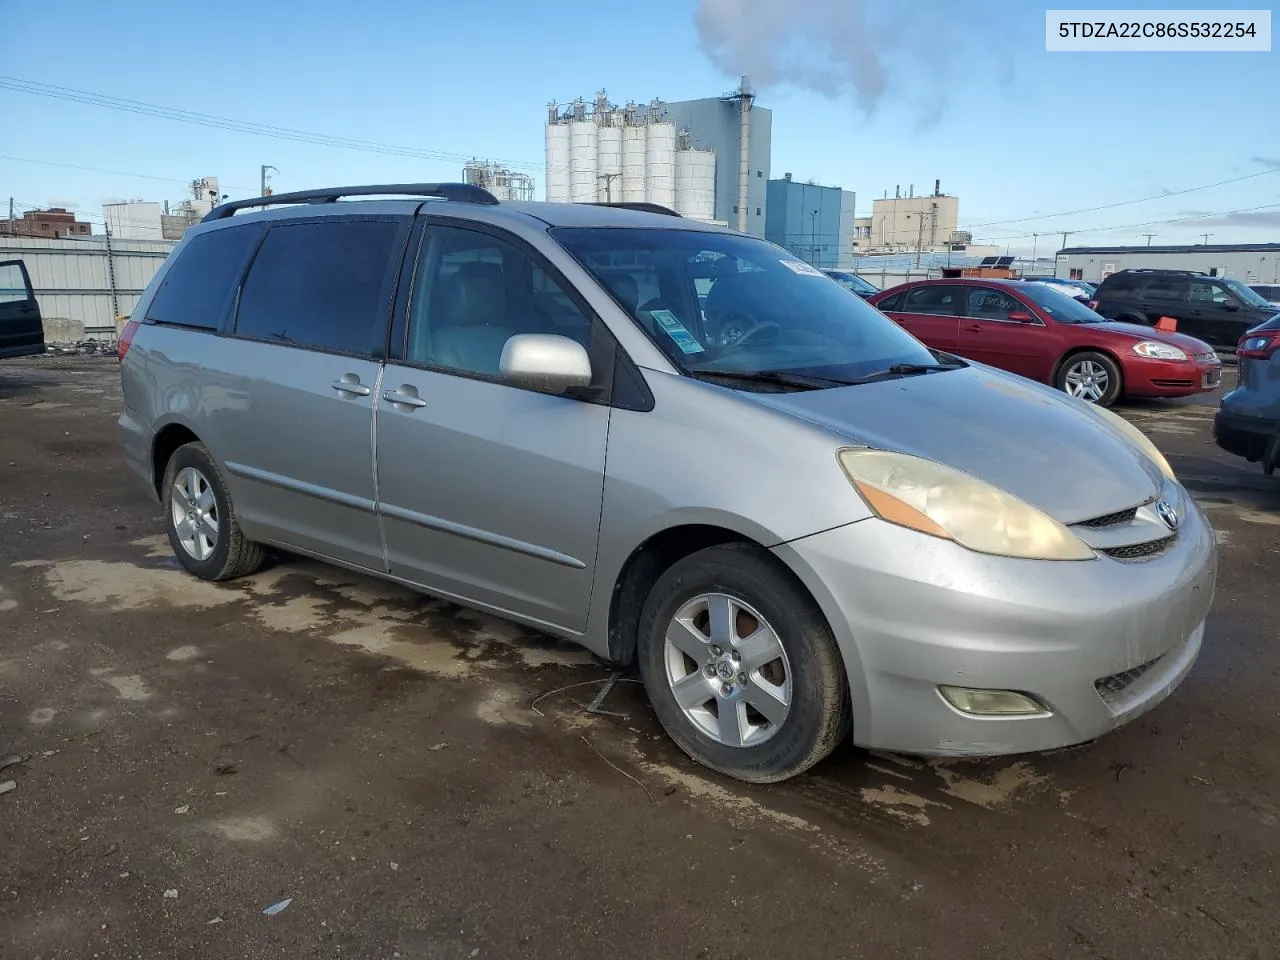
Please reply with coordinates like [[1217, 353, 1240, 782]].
[[215, 216, 409, 570], [1187, 280, 1248, 349], [375, 223, 611, 632], [957, 286, 1050, 380], [0, 259, 45, 359], [891, 284, 962, 352]]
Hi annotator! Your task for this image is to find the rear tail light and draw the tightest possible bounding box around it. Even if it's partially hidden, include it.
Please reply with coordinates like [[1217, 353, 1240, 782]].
[[1086, 299, 1099, 311], [1237, 333, 1279, 359], [117, 319, 140, 362]]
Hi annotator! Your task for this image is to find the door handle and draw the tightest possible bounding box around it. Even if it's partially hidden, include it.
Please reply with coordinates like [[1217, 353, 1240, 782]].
[[331, 376, 371, 397], [382, 387, 427, 409], [965, 324, 983, 332]]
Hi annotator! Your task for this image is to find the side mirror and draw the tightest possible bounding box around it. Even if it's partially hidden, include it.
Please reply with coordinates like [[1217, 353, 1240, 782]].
[[1222, 301, 1240, 312], [499, 333, 592, 395], [1007, 310, 1035, 323]]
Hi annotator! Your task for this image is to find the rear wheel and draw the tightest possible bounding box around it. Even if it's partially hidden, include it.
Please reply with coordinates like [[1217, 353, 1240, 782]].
[[161, 442, 264, 581], [637, 544, 850, 783], [1056, 351, 1122, 407]]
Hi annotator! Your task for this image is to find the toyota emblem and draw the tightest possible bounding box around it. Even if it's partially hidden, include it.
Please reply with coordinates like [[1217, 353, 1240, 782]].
[[1155, 499, 1180, 531]]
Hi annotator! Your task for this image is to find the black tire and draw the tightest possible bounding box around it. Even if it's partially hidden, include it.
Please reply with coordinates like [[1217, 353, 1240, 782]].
[[637, 543, 850, 783], [161, 441, 264, 581], [1055, 350, 1123, 407]]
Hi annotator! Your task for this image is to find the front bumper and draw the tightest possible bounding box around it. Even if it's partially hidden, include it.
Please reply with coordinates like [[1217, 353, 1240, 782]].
[[773, 496, 1217, 756], [1124, 354, 1222, 398]]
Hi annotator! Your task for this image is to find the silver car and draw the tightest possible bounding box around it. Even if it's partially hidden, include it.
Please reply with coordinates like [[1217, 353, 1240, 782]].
[[118, 184, 1217, 783]]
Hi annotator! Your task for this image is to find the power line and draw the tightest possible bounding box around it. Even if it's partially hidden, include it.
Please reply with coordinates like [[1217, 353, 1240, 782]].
[[963, 167, 1280, 230], [976, 201, 1280, 244], [0, 75, 545, 172], [0, 153, 253, 192]]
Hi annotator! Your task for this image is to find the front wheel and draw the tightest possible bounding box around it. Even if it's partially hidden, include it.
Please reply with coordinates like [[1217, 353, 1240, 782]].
[[637, 544, 850, 783], [1056, 351, 1122, 407]]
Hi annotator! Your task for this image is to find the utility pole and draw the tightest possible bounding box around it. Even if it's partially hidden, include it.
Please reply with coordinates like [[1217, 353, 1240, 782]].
[[1143, 233, 1157, 246], [597, 172, 621, 203], [260, 165, 278, 197], [1201, 233, 1213, 246], [1056, 232, 1074, 278], [1031, 233, 1039, 267], [915, 213, 926, 269], [7, 196, 13, 226]]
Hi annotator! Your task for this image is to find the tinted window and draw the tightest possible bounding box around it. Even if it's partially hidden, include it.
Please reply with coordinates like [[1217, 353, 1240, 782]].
[[903, 284, 962, 315], [964, 287, 1023, 320], [147, 225, 262, 330], [1141, 278, 1187, 302], [405, 225, 600, 380], [0, 262, 31, 304], [235, 220, 400, 355], [877, 290, 905, 311], [554, 227, 938, 384], [1100, 273, 1141, 295]]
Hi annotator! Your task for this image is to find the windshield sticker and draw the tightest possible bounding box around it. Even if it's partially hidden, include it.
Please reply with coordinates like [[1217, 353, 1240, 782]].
[[649, 309, 706, 354], [779, 259, 825, 277]]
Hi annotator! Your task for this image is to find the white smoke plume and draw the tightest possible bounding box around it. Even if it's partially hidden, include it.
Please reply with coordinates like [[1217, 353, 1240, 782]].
[[694, 0, 1004, 117]]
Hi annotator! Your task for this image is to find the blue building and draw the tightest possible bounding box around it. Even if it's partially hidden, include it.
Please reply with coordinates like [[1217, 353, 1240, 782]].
[[765, 175, 857, 269]]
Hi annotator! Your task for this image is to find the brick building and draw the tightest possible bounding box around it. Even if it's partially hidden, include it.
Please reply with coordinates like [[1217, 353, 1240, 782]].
[[0, 207, 93, 238]]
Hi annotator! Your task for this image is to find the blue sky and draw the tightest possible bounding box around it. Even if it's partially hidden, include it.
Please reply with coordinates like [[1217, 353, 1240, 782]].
[[3, 0, 1277, 252]]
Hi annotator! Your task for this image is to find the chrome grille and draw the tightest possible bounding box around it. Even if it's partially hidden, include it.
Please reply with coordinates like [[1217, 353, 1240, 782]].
[[1095, 656, 1164, 704], [1079, 506, 1139, 528], [1102, 536, 1176, 561]]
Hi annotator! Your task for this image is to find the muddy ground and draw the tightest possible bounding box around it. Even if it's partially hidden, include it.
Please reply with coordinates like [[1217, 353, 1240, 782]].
[[1, 356, 1277, 960]]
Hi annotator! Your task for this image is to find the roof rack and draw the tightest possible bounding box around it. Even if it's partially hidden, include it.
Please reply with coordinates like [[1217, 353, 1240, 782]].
[[203, 183, 499, 222], [582, 201, 682, 218], [1115, 268, 1205, 276]]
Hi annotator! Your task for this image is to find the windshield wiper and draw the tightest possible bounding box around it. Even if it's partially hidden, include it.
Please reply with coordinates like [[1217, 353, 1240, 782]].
[[692, 368, 846, 391], [846, 362, 963, 385]]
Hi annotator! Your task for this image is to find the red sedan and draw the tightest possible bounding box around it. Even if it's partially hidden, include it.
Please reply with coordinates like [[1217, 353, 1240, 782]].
[[869, 279, 1222, 407]]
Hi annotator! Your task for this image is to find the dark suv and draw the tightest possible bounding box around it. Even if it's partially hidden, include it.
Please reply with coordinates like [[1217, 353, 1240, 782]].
[[1214, 313, 1280, 473], [1093, 268, 1279, 350]]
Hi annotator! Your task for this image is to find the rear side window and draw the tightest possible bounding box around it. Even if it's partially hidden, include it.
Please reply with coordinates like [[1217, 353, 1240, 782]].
[[1099, 273, 1140, 296], [234, 219, 401, 356], [877, 291, 905, 311], [1142, 278, 1188, 302], [146, 225, 262, 330], [903, 284, 962, 315], [0, 261, 33, 304]]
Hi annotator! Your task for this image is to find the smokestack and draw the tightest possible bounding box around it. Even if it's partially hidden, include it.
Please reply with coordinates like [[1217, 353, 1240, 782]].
[[935, 178, 941, 197], [909, 184, 914, 198], [895, 185, 900, 199], [736, 75, 753, 233]]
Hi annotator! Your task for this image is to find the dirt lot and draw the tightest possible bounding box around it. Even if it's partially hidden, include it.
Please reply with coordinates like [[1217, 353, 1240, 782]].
[[1, 356, 1277, 960]]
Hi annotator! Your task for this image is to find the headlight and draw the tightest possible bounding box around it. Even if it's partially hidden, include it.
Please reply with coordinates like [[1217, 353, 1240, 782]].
[[1133, 340, 1187, 361], [838, 449, 1095, 561], [1080, 402, 1176, 480]]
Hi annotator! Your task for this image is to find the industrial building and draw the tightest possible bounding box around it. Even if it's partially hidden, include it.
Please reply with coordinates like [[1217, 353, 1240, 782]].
[[1057, 244, 1280, 284], [544, 79, 770, 236], [1, 207, 93, 238], [765, 175, 857, 269], [462, 160, 535, 201], [103, 177, 224, 241], [852, 182, 962, 253]]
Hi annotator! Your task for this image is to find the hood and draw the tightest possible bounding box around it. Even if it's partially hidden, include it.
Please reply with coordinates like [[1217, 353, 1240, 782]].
[[750, 366, 1163, 524], [1090, 321, 1213, 355]]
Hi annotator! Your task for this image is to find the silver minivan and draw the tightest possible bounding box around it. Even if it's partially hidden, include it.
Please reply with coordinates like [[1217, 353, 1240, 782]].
[[119, 185, 1216, 783]]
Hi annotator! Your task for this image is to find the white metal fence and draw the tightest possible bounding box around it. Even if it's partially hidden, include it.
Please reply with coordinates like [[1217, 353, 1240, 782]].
[[0, 235, 175, 341]]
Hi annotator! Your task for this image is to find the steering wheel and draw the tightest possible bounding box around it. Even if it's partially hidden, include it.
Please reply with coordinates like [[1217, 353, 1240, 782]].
[[716, 312, 781, 347]]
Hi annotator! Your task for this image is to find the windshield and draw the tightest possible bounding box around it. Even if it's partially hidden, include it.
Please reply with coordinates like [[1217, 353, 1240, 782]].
[[824, 271, 878, 296], [553, 228, 942, 385], [1222, 278, 1272, 308], [1019, 282, 1104, 323]]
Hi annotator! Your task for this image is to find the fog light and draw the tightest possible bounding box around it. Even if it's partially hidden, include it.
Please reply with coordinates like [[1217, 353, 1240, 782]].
[[938, 686, 1048, 716]]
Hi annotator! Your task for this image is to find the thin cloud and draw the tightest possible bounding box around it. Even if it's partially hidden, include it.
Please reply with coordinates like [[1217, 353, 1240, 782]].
[[1189, 211, 1280, 229], [1250, 156, 1280, 169]]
